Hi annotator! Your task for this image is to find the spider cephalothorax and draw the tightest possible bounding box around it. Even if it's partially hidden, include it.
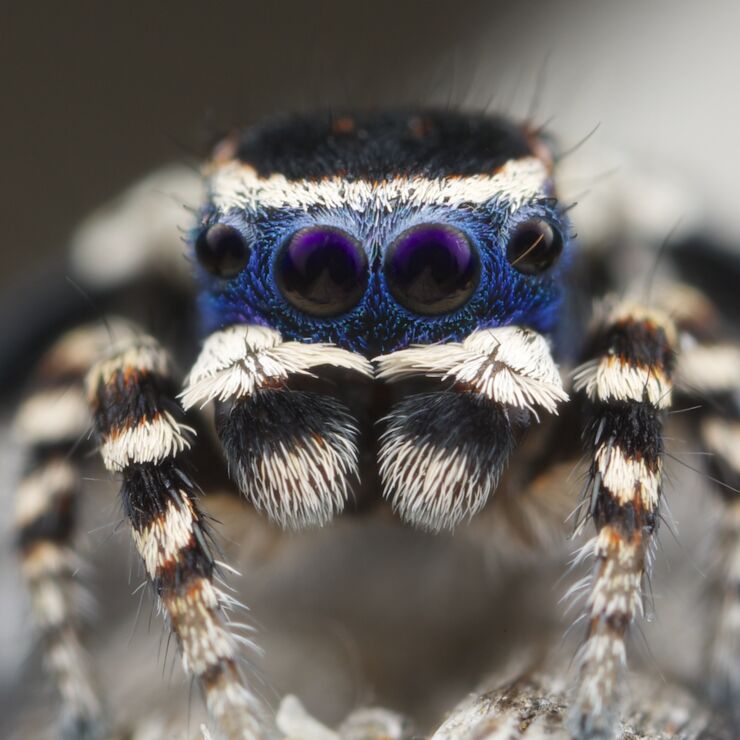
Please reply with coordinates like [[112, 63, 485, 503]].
[[181, 111, 572, 536], [10, 109, 739, 740], [193, 111, 570, 354]]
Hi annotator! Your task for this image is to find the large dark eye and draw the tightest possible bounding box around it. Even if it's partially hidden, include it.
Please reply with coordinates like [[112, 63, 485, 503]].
[[506, 218, 563, 275], [385, 224, 479, 315], [276, 226, 368, 317], [195, 224, 251, 278]]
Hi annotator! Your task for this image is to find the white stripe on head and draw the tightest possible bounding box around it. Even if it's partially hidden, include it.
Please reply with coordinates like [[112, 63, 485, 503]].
[[375, 326, 567, 417], [180, 325, 373, 409], [209, 156, 549, 213]]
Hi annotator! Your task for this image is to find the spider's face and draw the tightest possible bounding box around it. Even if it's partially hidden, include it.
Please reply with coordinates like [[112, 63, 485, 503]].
[[191, 111, 572, 356]]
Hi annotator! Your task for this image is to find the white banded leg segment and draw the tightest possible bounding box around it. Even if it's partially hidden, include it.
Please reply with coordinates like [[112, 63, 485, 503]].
[[569, 303, 676, 740], [573, 303, 676, 410], [87, 337, 193, 470], [122, 464, 266, 739], [14, 321, 137, 446], [376, 327, 566, 531], [182, 325, 372, 530], [571, 527, 644, 735], [676, 342, 740, 397], [87, 337, 269, 740], [13, 325, 115, 739]]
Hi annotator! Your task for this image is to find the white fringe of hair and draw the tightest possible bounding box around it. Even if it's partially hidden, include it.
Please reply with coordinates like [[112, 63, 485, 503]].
[[210, 156, 548, 213], [180, 325, 373, 410], [375, 326, 568, 417]]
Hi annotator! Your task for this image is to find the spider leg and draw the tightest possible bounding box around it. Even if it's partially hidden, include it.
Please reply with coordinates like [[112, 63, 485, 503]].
[[698, 397, 740, 717], [665, 284, 740, 718], [86, 331, 271, 739], [568, 301, 678, 738], [13, 324, 115, 739]]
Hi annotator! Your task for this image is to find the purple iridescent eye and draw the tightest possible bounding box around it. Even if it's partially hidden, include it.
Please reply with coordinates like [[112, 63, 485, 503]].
[[276, 226, 368, 317], [385, 224, 479, 315]]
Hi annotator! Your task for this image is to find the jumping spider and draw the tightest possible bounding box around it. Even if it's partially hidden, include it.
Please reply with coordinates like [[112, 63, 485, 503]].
[[10, 110, 739, 738]]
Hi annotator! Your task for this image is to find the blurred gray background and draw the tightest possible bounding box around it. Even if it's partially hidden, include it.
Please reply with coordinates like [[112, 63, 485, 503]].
[[1, 0, 740, 298]]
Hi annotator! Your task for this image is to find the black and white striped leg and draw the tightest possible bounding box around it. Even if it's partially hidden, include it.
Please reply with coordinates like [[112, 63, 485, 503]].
[[568, 302, 677, 738], [670, 293, 740, 715], [706, 480, 740, 719], [86, 333, 270, 740], [181, 325, 373, 529], [13, 325, 113, 739], [375, 326, 568, 531]]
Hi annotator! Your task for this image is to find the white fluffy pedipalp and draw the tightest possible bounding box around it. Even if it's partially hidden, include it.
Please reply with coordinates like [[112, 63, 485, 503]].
[[218, 390, 360, 529], [180, 325, 373, 410], [379, 392, 514, 532], [375, 326, 568, 416]]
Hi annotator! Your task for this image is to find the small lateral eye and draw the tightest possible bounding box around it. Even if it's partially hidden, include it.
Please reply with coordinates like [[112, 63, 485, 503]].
[[506, 218, 564, 275], [276, 226, 368, 318], [195, 224, 251, 278], [385, 224, 479, 315]]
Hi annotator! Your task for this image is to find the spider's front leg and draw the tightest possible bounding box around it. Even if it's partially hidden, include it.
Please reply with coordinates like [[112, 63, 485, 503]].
[[86, 333, 271, 739], [569, 301, 677, 738]]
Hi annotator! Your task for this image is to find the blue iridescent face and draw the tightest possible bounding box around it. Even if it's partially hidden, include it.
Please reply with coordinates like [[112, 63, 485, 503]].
[[191, 111, 572, 356]]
